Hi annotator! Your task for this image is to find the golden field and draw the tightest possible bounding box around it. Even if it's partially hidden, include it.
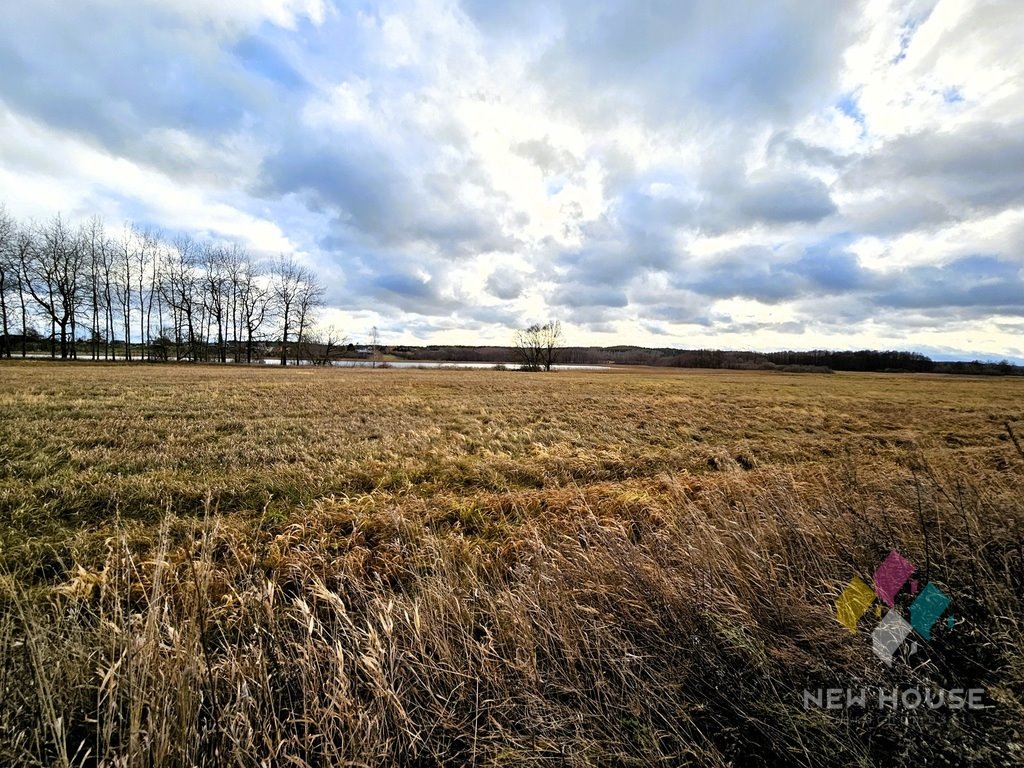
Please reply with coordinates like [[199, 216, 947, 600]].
[[0, 362, 1022, 766]]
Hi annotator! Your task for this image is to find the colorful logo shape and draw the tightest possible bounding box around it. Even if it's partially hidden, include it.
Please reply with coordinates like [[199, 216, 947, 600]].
[[836, 549, 954, 664]]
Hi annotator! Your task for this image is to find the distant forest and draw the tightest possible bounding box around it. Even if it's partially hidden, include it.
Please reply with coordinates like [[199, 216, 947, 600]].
[[390, 345, 1024, 376]]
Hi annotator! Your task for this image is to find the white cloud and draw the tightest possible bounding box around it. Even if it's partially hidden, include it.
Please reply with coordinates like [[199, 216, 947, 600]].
[[0, 103, 295, 255], [136, 0, 328, 31]]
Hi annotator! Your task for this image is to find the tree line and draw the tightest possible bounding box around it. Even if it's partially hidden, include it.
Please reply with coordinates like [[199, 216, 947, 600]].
[[387, 344, 1022, 375], [0, 206, 325, 364]]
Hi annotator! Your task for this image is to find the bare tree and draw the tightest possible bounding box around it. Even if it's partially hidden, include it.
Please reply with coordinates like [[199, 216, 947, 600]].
[[539, 319, 563, 371], [138, 227, 161, 360], [271, 256, 322, 365], [97, 226, 116, 360], [293, 274, 324, 365], [201, 244, 230, 363], [513, 325, 541, 371], [82, 216, 106, 360], [13, 227, 33, 358], [150, 236, 169, 361], [22, 215, 85, 359], [271, 256, 301, 366], [0, 206, 14, 358], [307, 324, 347, 366], [113, 225, 137, 360], [237, 259, 270, 364], [224, 244, 247, 363], [514, 320, 563, 372], [161, 235, 201, 361]]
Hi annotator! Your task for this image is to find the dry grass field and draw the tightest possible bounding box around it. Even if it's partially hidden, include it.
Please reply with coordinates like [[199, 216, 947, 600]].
[[1, 361, 1022, 766]]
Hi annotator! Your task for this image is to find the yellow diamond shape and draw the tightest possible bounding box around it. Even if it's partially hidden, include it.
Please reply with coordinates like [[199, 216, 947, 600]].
[[837, 576, 875, 633]]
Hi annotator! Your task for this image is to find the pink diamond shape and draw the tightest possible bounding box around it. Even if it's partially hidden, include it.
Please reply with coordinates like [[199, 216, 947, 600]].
[[873, 549, 915, 607]]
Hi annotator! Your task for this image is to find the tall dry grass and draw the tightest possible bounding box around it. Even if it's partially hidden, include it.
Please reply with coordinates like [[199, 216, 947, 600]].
[[1, 364, 1022, 765], [2, 459, 1022, 766]]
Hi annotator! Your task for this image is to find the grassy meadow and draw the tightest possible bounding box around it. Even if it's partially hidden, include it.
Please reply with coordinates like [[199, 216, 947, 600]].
[[0, 361, 1022, 766]]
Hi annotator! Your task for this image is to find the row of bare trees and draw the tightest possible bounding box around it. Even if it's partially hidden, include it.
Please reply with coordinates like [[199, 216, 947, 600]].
[[0, 206, 324, 365]]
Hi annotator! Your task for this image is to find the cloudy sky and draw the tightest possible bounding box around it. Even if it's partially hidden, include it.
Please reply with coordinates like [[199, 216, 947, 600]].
[[2, 0, 1022, 359]]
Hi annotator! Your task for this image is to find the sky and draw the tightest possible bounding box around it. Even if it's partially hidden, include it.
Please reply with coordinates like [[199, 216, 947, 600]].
[[1, 0, 1022, 360]]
